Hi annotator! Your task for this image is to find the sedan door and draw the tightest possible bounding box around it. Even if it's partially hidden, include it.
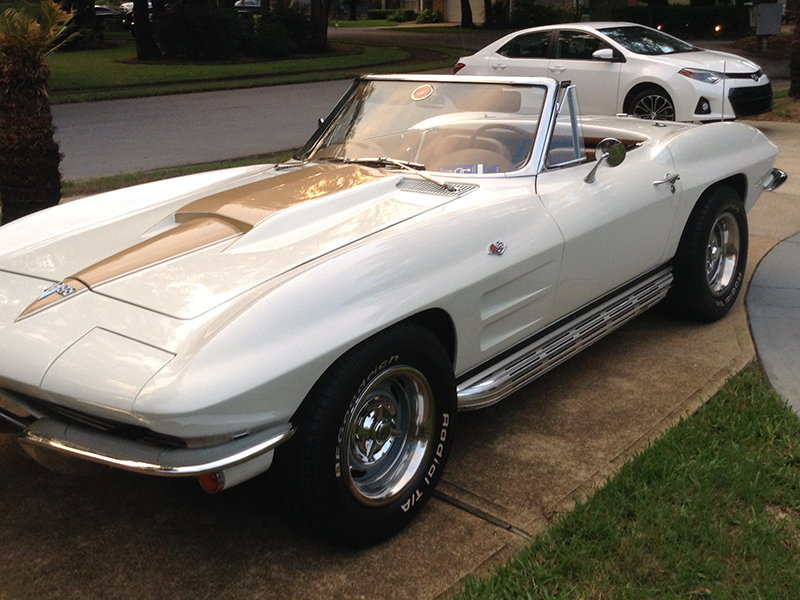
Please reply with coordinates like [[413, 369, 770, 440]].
[[548, 30, 624, 116], [482, 30, 554, 78]]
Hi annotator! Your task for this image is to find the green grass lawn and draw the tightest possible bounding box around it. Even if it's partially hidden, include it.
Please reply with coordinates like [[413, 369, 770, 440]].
[[453, 363, 800, 599], [46, 33, 461, 102]]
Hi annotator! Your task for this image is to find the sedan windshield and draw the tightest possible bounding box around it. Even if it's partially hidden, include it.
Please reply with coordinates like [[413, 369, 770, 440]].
[[298, 79, 548, 174], [599, 25, 697, 55]]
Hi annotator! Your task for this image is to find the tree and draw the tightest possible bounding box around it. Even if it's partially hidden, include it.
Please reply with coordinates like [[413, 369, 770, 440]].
[[460, 0, 474, 27], [133, 0, 161, 60], [791, 0, 800, 98], [308, 0, 332, 52], [0, 0, 73, 225]]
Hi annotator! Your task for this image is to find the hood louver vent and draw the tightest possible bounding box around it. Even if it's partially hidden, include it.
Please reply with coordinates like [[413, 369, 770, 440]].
[[397, 178, 477, 197]]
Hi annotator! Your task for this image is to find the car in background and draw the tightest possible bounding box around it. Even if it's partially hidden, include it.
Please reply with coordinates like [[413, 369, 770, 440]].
[[454, 22, 773, 122], [234, 0, 261, 14], [0, 74, 786, 545]]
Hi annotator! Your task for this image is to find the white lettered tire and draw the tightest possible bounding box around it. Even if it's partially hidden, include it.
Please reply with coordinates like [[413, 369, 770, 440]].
[[274, 322, 456, 545]]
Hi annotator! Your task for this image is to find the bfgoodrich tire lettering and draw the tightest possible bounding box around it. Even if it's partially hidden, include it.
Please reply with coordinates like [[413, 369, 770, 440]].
[[667, 185, 747, 322], [274, 322, 456, 545]]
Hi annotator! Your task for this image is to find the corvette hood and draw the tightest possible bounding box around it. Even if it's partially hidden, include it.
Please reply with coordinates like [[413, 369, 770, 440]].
[[652, 49, 763, 75], [15, 163, 463, 320]]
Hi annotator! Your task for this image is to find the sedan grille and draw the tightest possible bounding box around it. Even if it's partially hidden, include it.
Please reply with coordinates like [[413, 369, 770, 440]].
[[728, 83, 773, 117]]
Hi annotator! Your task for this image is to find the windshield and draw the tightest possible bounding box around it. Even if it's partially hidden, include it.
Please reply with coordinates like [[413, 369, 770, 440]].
[[599, 25, 697, 55], [298, 79, 548, 174]]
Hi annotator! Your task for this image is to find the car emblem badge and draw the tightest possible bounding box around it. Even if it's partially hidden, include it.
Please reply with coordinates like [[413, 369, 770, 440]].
[[411, 84, 434, 101], [38, 282, 78, 301], [489, 241, 506, 256]]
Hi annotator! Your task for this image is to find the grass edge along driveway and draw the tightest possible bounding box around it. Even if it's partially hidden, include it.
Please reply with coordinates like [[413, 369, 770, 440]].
[[451, 363, 800, 599]]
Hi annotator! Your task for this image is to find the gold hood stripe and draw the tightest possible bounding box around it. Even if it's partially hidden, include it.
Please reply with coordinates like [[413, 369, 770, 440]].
[[17, 163, 385, 320], [177, 163, 385, 228]]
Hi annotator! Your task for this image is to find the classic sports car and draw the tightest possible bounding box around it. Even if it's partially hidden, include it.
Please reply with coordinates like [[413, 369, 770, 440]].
[[0, 75, 787, 545], [454, 22, 773, 122]]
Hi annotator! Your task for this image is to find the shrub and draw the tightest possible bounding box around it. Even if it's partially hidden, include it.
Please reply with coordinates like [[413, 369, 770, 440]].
[[154, 5, 243, 60], [610, 5, 751, 38], [510, 0, 572, 29], [244, 18, 294, 58], [415, 8, 442, 23], [387, 8, 415, 22], [366, 8, 392, 19]]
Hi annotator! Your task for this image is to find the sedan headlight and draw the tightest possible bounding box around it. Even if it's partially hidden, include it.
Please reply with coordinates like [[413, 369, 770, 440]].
[[679, 68, 724, 84]]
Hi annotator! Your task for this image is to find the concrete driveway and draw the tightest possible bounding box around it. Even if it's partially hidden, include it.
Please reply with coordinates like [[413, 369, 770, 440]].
[[1, 122, 798, 599]]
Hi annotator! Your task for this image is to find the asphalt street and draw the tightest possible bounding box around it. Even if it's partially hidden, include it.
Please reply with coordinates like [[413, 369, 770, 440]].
[[53, 80, 354, 180]]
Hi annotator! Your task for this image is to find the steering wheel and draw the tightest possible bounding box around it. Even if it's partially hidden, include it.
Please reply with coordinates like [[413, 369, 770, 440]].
[[468, 123, 529, 146]]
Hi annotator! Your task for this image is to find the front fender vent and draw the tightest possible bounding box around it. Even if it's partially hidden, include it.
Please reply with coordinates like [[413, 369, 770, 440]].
[[397, 178, 477, 197]]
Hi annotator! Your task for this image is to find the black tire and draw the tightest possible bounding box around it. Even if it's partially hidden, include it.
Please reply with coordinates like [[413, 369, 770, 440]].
[[667, 185, 748, 322], [274, 323, 456, 545], [629, 87, 675, 121]]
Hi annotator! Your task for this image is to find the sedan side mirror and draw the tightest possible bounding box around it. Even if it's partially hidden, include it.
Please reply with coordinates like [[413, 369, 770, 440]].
[[591, 48, 615, 61], [584, 138, 626, 183]]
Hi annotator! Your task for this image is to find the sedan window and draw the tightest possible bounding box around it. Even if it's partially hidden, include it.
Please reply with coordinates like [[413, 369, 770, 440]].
[[599, 25, 698, 55], [498, 31, 551, 59], [556, 31, 611, 60]]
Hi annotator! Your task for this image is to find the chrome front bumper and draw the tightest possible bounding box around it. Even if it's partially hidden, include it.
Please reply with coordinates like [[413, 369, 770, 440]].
[[0, 389, 293, 478]]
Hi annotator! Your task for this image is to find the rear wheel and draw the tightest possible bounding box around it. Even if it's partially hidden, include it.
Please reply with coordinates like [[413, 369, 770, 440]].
[[275, 323, 456, 545], [667, 185, 747, 321]]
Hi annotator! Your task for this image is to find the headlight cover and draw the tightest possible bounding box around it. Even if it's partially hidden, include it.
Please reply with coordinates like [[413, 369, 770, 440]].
[[679, 68, 723, 84]]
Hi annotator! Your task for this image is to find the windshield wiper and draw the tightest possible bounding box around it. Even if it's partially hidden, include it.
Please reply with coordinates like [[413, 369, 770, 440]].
[[320, 156, 455, 192]]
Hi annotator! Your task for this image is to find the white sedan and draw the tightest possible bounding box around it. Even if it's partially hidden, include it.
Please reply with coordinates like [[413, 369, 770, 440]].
[[0, 74, 786, 545], [454, 22, 773, 122]]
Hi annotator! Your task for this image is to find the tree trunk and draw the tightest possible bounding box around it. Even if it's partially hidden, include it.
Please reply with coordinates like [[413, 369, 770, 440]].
[[134, 0, 161, 60], [0, 58, 61, 224], [460, 0, 474, 27], [309, 0, 332, 53], [791, 2, 800, 97], [483, 0, 494, 27]]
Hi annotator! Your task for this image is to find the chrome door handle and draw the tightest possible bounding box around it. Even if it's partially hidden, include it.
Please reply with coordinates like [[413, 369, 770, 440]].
[[653, 173, 680, 193], [549, 65, 566, 73], [491, 63, 506, 70]]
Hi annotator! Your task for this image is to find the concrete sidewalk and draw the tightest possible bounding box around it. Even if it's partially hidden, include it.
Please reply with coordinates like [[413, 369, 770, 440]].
[[1, 122, 798, 600], [746, 121, 800, 415]]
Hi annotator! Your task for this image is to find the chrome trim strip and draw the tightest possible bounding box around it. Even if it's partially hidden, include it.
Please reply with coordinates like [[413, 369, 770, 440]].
[[0, 405, 35, 433], [763, 168, 788, 192], [457, 267, 673, 410], [19, 418, 295, 477]]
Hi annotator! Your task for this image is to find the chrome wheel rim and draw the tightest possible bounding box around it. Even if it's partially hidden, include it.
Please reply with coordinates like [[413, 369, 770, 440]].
[[706, 211, 740, 296], [341, 366, 435, 506], [632, 94, 675, 120]]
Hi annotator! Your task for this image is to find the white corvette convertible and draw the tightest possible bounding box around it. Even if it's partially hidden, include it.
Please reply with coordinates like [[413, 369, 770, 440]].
[[0, 75, 786, 544]]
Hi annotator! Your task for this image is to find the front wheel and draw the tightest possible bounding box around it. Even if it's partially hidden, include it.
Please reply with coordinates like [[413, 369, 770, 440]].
[[274, 323, 456, 545], [667, 185, 748, 322], [629, 87, 675, 121]]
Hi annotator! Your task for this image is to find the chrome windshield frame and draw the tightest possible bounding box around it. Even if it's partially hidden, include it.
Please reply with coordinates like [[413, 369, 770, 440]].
[[295, 74, 562, 179]]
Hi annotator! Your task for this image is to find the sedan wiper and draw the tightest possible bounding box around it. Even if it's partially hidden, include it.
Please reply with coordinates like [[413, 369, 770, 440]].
[[321, 156, 455, 192]]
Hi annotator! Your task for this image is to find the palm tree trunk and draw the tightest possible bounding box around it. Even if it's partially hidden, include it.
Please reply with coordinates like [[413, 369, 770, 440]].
[[0, 57, 61, 224]]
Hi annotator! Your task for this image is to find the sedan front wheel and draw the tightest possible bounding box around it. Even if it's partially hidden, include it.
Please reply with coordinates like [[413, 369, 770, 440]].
[[630, 87, 675, 121]]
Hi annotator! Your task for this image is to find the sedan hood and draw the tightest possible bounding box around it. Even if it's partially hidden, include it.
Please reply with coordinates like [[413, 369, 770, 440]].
[[653, 48, 762, 75], [14, 163, 464, 320]]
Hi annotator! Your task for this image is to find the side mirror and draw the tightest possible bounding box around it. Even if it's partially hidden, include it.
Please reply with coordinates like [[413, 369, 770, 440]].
[[584, 138, 626, 183], [591, 48, 615, 61]]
